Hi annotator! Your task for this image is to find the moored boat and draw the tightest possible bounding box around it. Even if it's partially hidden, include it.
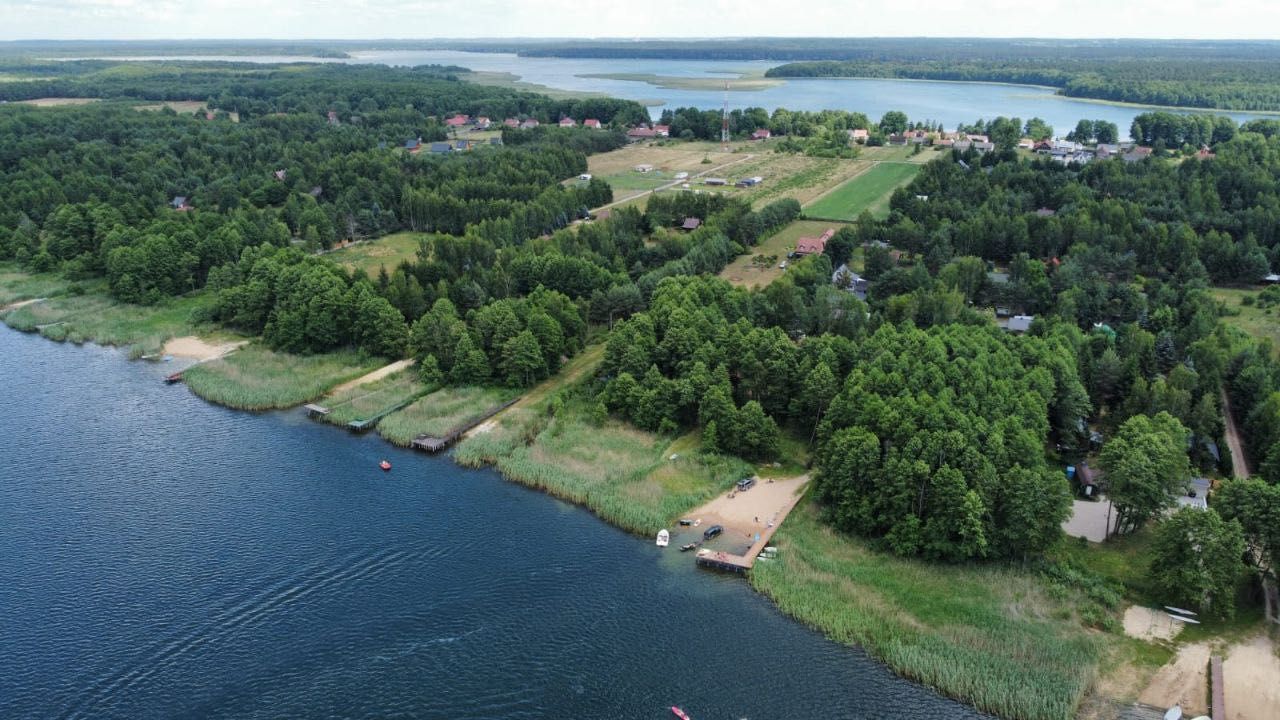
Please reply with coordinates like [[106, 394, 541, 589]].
[[671, 707, 691, 720], [680, 542, 699, 552], [379, 460, 392, 471], [656, 529, 669, 547]]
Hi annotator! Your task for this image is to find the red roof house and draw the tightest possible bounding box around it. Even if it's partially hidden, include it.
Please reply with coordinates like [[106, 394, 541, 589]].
[[559, 117, 577, 128], [751, 128, 772, 140], [584, 118, 602, 129], [627, 127, 658, 140], [445, 115, 471, 127], [794, 228, 835, 255], [503, 118, 520, 128], [654, 124, 670, 137], [475, 116, 491, 129]]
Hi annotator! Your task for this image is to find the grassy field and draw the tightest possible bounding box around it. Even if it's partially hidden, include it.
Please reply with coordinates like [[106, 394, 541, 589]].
[[184, 346, 381, 411], [719, 219, 847, 289], [0, 264, 71, 306], [1210, 286, 1280, 350], [1, 288, 216, 356], [804, 162, 922, 221], [133, 100, 241, 122], [751, 504, 1107, 720], [317, 370, 430, 428], [15, 97, 100, 107], [378, 385, 521, 446], [327, 232, 426, 277], [577, 71, 783, 92]]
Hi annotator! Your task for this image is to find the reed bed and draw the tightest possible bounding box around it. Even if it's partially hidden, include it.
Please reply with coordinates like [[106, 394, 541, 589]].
[[318, 371, 428, 428], [378, 385, 519, 446], [750, 505, 1101, 720], [184, 346, 379, 410], [0, 264, 71, 305], [1, 290, 213, 356]]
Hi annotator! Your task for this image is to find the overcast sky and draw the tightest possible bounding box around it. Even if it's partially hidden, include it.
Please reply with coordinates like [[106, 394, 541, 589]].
[[1, 0, 1278, 41]]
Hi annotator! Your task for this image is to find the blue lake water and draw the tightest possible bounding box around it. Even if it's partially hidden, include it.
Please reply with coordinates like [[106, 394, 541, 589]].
[[0, 326, 989, 719], [101, 49, 1270, 136]]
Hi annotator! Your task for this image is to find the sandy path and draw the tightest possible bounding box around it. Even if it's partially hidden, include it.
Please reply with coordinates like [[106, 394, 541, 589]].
[[1122, 606, 1183, 642], [681, 475, 809, 542], [1139, 641, 1211, 716], [1221, 389, 1251, 478], [162, 336, 247, 361], [0, 297, 44, 313], [1222, 634, 1280, 720], [328, 359, 414, 395]]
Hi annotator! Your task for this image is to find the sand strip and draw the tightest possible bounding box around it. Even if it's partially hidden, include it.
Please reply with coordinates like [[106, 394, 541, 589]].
[[328, 359, 415, 395], [162, 336, 248, 362]]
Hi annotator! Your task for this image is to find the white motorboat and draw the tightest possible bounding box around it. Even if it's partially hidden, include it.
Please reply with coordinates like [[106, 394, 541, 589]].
[[656, 529, 670, 547]]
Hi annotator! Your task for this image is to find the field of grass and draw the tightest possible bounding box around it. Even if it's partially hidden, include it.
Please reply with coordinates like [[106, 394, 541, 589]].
[[751, 505, 1106, 720], [719, 219, 847, 289], [317, 370, 430, 428], [804, 162, 922, 220], [327, 232, 426, 277], [378, 385, 520, 446], [0, 264, 71, 306], [577, 71, 783, 92], [1, 287, 216, 356], [1210, 286, 1280, 350], [184, 346, 381, 411], [15, 97, 100, 107]]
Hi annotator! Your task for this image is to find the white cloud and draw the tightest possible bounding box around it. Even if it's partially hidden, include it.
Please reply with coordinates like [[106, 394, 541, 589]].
[[1, 0, 1278, 39]]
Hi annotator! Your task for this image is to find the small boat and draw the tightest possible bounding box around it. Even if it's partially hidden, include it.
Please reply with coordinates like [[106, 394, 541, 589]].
[[1163, 705, 1182, 720], [680, 542, 699, 552], [671, 707, 691, 720], [656, 529, 670, 547], [379, 460, 392, 471]]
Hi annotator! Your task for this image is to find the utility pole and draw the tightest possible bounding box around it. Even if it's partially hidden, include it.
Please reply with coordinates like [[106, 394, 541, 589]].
[[721, 81, 730, 152]]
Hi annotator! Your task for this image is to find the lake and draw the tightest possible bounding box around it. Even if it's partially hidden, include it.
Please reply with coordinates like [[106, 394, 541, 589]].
[[86, 49, 1272, 137], [0, 327, 989, 720]]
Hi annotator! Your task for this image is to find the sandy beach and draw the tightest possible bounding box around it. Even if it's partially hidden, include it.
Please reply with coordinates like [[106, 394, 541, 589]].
[[162, 336, 247, 361], [673, 475, 809, 552]]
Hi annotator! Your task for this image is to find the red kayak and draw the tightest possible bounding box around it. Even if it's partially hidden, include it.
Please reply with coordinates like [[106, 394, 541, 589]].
[[670, 707, 690, 720], [379, 460, 392, 471]]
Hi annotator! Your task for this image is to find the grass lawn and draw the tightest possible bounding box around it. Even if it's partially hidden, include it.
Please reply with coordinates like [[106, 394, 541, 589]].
[[804, 162, 922, 221], [378, 385, 521, 446], [719, 219, 847, 289], [317, 370, 430, 428], [1, 287, 217, 356], [1210, 286, 1280, 350], [184, 346, 381, 410], [327, 232, 426, 277], [751, 504, 1107, 720]]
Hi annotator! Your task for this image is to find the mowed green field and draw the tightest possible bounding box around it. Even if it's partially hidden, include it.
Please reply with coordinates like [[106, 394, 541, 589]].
[[328, 232, 425, 277], [804, 162, 921, 221]]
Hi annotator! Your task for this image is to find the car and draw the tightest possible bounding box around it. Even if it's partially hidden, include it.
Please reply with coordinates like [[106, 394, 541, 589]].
[[703, 524, 724, 539], [736, 477, 756, 491]]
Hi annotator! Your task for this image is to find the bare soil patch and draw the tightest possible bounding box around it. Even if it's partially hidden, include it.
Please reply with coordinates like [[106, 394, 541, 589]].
[[328, 359, 414, 395], [162, 336, 247, 362]]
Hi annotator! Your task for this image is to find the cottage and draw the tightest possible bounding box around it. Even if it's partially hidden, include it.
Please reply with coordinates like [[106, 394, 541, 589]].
[[794, 228, 835, 256], [1005, 314, 1034, 333], [627, 127, 658, 140], [327, 110, 340, 126], [583, 118, 602, 129], [1196, 145, 1216, 160], [634, 164, 654, 173], [273, 169, 287, 182], [170, 196, 192, 211], [519, 119, 540, 130], [751, 128, 772, 141], [429, 142, 452, 154], [1123, 146, 1153, 163], [654, 124, 670, 137], [559, 117, 577, 128], [848, 128, 869, 143], [832, 264, 867, 300], [445, 114, 471, 128], [503, 118, 520, 128], [404, 137, 422, 153], [681, 217, 702, 231], [474, 116, 491, 130]]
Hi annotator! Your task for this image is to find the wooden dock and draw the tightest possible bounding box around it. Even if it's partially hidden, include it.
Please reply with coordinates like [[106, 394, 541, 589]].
[[692, 477, 808, 574], [303, 404, 330, 418], [1210, 655, 1225, 720], [694, 517, 787, 574], [411, 398, 519, 453]]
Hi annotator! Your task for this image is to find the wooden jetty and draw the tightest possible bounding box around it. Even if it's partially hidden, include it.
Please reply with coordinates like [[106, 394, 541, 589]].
[[1210, 655, 1225, 720], [411, 398, 519, 453], [303, 404, 331, 418], [693, 477, 808, 574]]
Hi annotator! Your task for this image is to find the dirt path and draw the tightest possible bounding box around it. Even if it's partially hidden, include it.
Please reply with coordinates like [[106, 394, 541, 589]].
[[1221, 389, 1251, 478], [162, 336, 247, 362], [1222, 634, 1280, 720], [0, 297, 44, 313], [590, 153, 757, 212], [1138, 641, 1211, 716], [329, 359, 415, 395]]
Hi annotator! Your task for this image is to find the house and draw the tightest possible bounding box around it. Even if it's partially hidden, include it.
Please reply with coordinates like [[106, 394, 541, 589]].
[[888, 133, 909, 146], [973, 141, 996, 153], [520, 119, 540, 130], [1123, 146, 1153, 163], [405, 137, 422, 153], [1196, 145, 1216, 160], [503, 118, 520, 128], [634, 164, 654, 173], [681, 217, 702, 231], [1095, 143, 1120, 159], [653, 124, 670, 137], [794, 228, 835, 256], [1017, 138, 1035, 149], [559, 117, 577, 128], [832, 264, 867, 300], [327, 111, 340, 126], [170, 196, 192, 211], [273, 169, 287, 182], [474, 116, 491, 130], [1005, 314, 1034, 333], [965, 134, 990, 143], [848, 128, 869, 143], [583, 118, 601, 129], [703, 178, 728, 186], [429, 142, 452, 154], [1033, 140, 1055, 153], [751, 128, 772, 141], [445, 114, 471, 128], [735, 176, 763, 188], [578, 173, 593, 181], [627, 127, 658, 140]]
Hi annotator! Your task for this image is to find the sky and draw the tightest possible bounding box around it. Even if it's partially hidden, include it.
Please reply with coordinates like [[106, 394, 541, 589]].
[[1, 0, 1278, 41]]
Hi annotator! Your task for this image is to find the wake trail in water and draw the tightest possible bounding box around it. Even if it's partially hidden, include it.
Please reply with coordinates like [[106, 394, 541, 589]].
[[60, 547, 419, 720]]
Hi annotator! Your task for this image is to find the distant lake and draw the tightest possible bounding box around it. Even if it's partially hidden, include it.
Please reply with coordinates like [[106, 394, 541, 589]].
[[80, 49, 1273, 137], [0, 327, 989, 719]]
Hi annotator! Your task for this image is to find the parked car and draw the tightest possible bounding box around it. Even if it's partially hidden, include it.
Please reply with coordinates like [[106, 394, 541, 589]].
[[736, 477, 756, 491], [703, 524, 724, 539]]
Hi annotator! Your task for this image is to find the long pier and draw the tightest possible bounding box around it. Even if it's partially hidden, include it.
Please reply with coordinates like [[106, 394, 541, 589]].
[[411, 398, 520, 453], [694, 518, 787, 574]]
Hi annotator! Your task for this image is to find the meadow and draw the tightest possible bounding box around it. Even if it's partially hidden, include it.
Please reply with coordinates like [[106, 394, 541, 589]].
[[327, 232, 426, 277], [183, 346, 380, 410], [804, 161, 922, 220], [378, 385, 520, 446], [1210, 285, 1280, 350]]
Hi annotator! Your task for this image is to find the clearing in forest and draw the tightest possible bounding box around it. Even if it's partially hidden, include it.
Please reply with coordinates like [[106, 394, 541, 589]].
[[1209, 286, 1280, 351], [804, 162, 921, 221], [719, 219, 848, 289], [327, 232, 426, 277]]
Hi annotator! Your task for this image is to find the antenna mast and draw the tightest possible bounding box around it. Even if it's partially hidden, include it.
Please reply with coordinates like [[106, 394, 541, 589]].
[[721, 81, 730, 151]]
